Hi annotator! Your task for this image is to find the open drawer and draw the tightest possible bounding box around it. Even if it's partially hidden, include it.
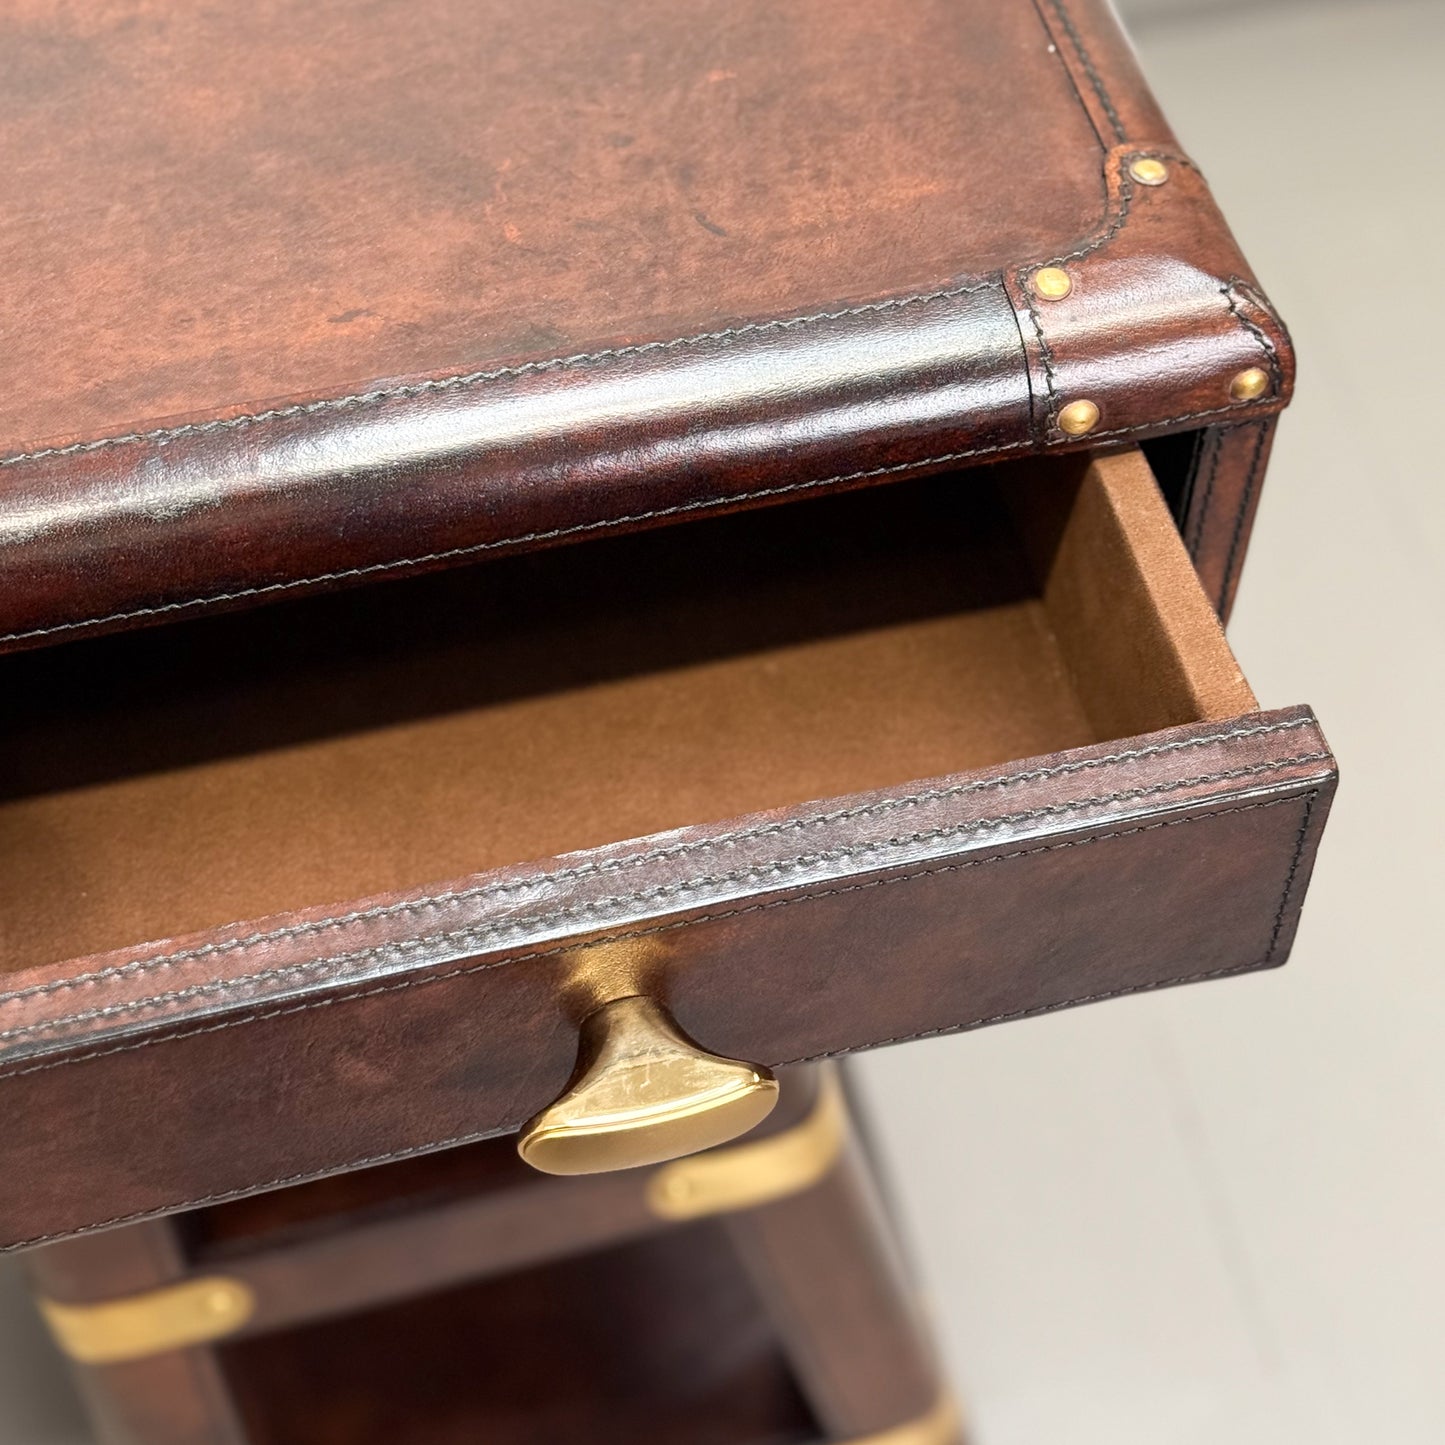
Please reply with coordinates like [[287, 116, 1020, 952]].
[[0, 449, 1334, 1250]]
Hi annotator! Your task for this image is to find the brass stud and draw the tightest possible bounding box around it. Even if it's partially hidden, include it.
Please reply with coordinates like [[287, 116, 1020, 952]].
[[1032, 266, 1073, 301], [1057, 399, 1101, 437], [1229, 366, 1271, 402], [1128, 156, 1170, 187]]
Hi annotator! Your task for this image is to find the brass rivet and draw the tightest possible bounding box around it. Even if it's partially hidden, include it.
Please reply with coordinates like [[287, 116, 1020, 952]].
[[1128, 156, 1169, 187], [1057, 399, 1101, 436], [1229, 366, 1270, 402], [1032, 266, 1073, 300]]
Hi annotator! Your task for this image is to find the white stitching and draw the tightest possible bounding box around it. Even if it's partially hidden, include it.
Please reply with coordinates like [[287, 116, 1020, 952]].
[[0, 715, 1319, 1011]]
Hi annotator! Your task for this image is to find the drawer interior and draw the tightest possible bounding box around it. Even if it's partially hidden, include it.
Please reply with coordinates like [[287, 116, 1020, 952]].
[[0, 449, 1254, 976]]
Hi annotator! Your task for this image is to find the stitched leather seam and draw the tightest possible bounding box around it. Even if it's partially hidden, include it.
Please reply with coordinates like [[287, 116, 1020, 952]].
[[843, 783, 1318, 1066], [0, 788, 1319, 1253], [1267, 789, 1318, 960], [1185, 426, 1224, 556], [1220, 419, 1272, 613], [1009, 144, 1149, 439], [0, 439, 1028, 644], [0, 0, 1128, 483], [1224, 276, 1284, 388], [0, 787, 1320, 1075], [0, 752, 1332, 1043], [1014, 158, 1283, 447], [1045, 0, 1127, 143], [0, 144, 1276, 649], [0, 394, 1282, 648], [1081, 399, 1274, 446], [1020, 269, 1061, 437], [0, 59, 1156, 482], [0, 281, 1007, 472], [1043, 159, 1146, 268], [0, 716, 1321, 1011]]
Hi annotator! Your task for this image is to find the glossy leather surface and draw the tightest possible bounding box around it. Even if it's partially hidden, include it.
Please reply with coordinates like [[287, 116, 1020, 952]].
[[0, 449, 1339, 1251], [0, 0, 1292, 650], [0, 3, 1328, 1261], [0, 705, 1333, 1253]]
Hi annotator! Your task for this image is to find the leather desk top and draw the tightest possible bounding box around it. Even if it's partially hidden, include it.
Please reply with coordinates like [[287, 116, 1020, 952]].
[[0, 0, 1292, 651]]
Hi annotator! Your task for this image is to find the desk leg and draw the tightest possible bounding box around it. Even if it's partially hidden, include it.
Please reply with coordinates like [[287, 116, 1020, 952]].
[[722, 1106, 964, 1443], [26, 1219, 248, 1445]]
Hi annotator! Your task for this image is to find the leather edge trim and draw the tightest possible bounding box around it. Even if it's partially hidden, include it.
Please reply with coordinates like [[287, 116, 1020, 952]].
[[1183, 416, 1280, 620], [0, 720, 1336, 1078], [0, 145, 1290, 651], [0, 714, 1326, 1025], [0, 783, 1331, 1256], [0, 2, 1293, 651]]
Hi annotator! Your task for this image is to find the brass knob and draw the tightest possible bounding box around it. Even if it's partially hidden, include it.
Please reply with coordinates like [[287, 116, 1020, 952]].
[[517, 996, 779, 1175]]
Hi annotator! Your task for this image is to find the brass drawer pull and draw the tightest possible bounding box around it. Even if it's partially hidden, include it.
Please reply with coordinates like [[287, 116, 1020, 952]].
[[517, 996, 778, 1175], [648, 1065, 846, 1219]]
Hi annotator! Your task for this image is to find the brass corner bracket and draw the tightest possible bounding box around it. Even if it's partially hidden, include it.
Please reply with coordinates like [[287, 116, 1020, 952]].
[[38, 1276, 255, 1364]]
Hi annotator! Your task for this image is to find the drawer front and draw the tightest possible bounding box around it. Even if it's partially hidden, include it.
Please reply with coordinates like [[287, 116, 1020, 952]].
[[0, 706, 1332, 1252], [0, 450, 1336, 1250]]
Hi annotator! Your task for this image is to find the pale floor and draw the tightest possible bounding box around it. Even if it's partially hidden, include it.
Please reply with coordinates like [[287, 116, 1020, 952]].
[[862, 3, 1445, 1442], [1, 2, 1439, 1440]]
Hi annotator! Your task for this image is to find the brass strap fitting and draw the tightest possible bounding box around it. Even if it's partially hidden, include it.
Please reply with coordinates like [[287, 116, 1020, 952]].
[[38, 1276, 255, 1364], [36, 1076, 847, 1361]]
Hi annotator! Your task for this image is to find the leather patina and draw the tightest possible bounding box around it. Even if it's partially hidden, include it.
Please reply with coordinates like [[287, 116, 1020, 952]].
[[0, 0, 1290, 650]]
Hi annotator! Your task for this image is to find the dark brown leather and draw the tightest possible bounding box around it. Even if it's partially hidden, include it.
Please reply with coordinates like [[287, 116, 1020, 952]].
[[0, 451, 1262, 977], [0, 0, 1292, 651], [29, 1070, 956, 1445], [0, 451, 1336, 1251], [221, 1224, 818, 1445], [722, 1130, 943, 1437], [29, 1071, 824, 1328], [0, 4, 1328, 1264], [1183, 418, 1279, 619], [0, 703, 1333, 1253], [37, 1219, 824, 1445]]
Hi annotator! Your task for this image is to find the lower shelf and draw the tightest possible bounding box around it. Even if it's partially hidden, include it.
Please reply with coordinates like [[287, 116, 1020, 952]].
[[219, 1219, 819, 1445]]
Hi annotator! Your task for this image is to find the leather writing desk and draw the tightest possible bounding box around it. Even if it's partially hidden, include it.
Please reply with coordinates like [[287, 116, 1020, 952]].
[[0, 1, 1334, 1439]]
